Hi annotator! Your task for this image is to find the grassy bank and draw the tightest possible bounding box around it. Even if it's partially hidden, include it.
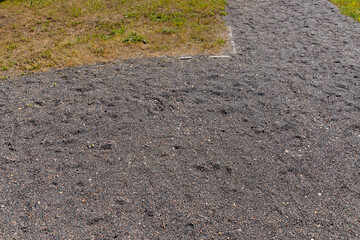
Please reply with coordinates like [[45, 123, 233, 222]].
[[0, 0, 228, 79], [330, 0, 360, 22]]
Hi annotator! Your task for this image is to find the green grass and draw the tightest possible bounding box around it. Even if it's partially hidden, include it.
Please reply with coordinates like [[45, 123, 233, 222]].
[[0, 0, 229, 78], [330, 0, 360, 21]]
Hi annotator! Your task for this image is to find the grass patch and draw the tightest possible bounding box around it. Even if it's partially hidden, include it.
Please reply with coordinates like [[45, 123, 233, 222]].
[[0, 0, 229, 78], [330, 0, 360, 21]]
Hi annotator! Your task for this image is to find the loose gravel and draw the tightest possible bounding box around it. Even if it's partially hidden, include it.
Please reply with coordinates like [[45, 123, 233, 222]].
[[0, 0, 359, 239]]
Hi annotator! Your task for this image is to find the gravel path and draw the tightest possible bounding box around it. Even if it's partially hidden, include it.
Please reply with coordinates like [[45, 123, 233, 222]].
[[1, 0, 360, 239]]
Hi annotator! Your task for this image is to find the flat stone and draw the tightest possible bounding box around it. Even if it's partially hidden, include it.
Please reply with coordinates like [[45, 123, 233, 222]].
[[178, 56, 193, 60], [208, 55, 231, 59]]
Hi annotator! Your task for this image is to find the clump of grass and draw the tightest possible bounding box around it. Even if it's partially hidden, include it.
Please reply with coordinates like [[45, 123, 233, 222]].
[[0, 0, 229, 79], [330, 0, 360, 21]]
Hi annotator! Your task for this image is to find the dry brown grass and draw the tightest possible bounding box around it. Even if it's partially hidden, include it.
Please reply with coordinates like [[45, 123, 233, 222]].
[[0, 0, 229, 79]]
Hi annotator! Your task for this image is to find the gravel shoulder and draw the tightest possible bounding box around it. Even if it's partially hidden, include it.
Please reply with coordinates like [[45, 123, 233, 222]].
[[1, 0, 360, 239]]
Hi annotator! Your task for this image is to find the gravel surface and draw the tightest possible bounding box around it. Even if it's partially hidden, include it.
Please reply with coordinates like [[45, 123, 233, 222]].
[[1, 0, 360, 239]]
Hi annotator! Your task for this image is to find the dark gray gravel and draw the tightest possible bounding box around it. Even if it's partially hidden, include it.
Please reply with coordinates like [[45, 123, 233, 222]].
[[1, 0, 360, 239]]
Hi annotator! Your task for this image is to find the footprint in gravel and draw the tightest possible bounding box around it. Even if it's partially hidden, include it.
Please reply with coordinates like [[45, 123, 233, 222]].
[[114, 199, 126, 205], [210, 162, 221, 170], [100, 143, 112, 150], [86, 217, 104, 225], [173, 145, 184, 150], [185, 223, 194, 228], [76, 181, 85, 187], [144, 209, 154, 217], [220, 109, 229, 115], [193, 165, 208, 172], [28, 119, 37, 125]]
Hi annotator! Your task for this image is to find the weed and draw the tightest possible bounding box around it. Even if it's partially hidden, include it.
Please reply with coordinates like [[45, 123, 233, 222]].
[[25, 103, 35, 108], [71, 21, 83, 27], [153, 45, 168, 51], [97, 34, 112, 40], [93, 48, 104, 56], [90, 0, 102, 10], [31, 64, 41, 70], [220, 11, 227, 16], [171, 12, 185, 27], [6, 44, 17, 52], [123, 33, 147, 43], [125, 11, 139, 19], [39, 49, 53, 59], [8, 61, 17, 67], [151, 13, 169, 21], [21, 37, 31, 43], [69, 6, 84, 18], [160, 27, 177, 34], [110, 27, 126, 36], [216, 38, 226, 46], [21, 72, 31, 76]]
